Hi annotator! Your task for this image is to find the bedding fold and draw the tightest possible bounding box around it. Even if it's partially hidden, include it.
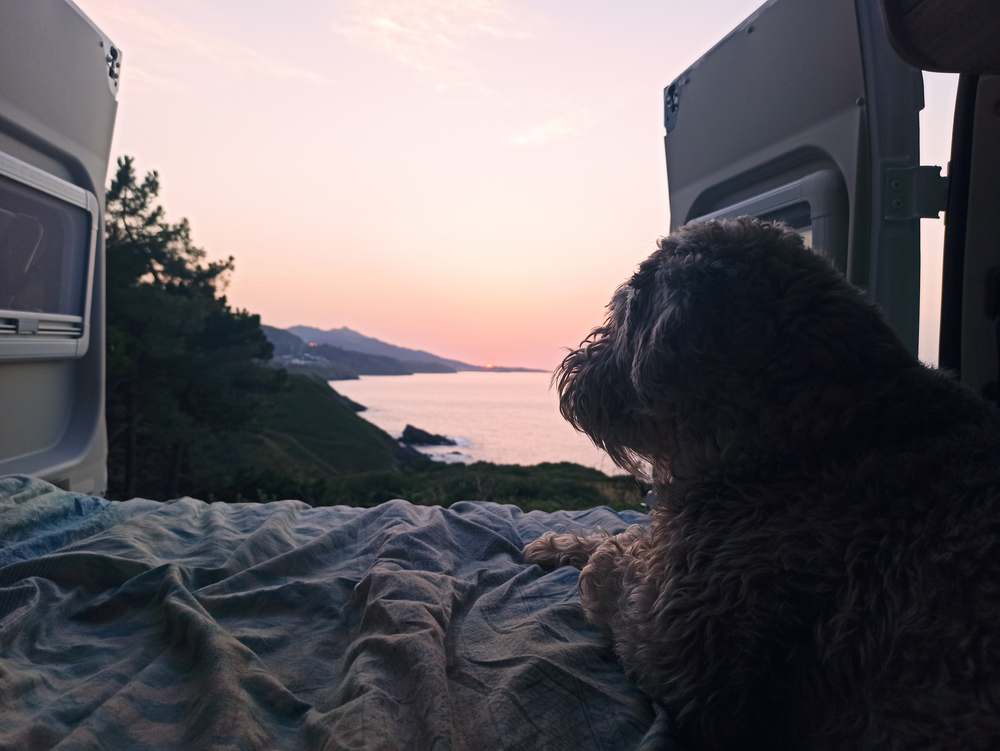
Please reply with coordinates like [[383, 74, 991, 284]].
[[0, 476, 677, 750]]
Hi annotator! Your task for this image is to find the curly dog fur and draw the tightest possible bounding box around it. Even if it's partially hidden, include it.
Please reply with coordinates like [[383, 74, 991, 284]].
[[523, 217, 1000, 751]]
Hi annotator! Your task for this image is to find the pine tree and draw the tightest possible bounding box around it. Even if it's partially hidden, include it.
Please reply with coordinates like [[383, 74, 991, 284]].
[[105, 156, 279, 499]]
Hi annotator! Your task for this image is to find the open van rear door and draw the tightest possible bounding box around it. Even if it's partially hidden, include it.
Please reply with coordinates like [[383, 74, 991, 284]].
[[663, 0, 937, 356], [878, 0, 1000, 399], [0, 0, 120, 494]]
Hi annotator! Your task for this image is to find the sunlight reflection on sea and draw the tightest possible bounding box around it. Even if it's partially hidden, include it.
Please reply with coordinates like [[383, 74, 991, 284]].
[[331, 371, 616, 473]]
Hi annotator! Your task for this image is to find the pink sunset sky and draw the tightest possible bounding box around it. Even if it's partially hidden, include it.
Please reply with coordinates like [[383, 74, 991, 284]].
[[74, 0, 957, 370]]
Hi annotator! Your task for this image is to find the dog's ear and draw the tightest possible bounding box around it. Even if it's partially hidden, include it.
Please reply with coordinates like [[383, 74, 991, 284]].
[[627, 284, 715, 408], [620, 243, 725, 415]]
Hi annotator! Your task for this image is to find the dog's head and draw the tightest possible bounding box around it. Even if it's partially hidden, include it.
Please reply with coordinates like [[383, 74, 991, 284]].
[[557, 217, 917, 484]]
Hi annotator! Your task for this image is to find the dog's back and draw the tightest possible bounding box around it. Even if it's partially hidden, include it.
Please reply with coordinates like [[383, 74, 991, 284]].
[[547, 218, 1000, 751], [815, 371, 1000, 750]]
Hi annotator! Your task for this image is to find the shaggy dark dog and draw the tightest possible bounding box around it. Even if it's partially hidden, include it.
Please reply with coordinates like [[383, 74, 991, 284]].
[[523, 218, 1000, 751]]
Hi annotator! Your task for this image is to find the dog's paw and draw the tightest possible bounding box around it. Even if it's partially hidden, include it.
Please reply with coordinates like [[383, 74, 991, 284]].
[[523, 531, 606, 571]]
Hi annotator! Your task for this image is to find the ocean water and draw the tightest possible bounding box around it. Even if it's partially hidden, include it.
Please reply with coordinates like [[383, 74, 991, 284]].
[[332, 371, 618, 473]]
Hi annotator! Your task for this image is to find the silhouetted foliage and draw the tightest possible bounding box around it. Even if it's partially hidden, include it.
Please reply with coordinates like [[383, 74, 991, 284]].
[[183, 460, 647, 513], [105, 156, 279, 499], [312, 462, 649, 512]]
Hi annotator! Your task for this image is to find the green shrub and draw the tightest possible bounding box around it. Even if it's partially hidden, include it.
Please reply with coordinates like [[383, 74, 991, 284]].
[[315, 461, 649, 513]]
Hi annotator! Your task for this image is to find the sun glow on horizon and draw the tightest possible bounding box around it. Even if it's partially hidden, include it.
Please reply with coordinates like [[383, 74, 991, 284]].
[[70, 0, 958, 370]]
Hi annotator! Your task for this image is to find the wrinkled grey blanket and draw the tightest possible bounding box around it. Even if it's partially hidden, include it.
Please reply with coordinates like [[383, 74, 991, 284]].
[[0, 476, 677, 750]]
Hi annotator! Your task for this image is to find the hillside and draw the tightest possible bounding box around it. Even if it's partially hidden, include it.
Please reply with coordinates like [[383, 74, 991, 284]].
[[261, 325, 308, 357], [253, 374, 415, 473], [287, 325, 545, 373], [192, 373, 427, 501]]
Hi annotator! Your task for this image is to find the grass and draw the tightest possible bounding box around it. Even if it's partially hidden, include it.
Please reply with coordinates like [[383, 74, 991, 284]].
[[193, 373, 404, 500], [313, 461, 649, 513]]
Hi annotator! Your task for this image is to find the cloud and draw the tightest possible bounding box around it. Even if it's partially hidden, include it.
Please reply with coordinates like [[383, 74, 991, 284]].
[[339, 0, 527, 88], [509, 114, 593, 146], [117, 63, 185, 92], [79, 1, 328, 88]]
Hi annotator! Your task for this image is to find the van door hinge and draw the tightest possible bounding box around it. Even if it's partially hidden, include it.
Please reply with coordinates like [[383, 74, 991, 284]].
[[885, 166, 949, 219]]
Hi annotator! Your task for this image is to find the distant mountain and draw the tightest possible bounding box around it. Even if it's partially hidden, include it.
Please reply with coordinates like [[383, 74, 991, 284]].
[[275, 325, 545, 374], [312, 344, 422, 376], [288, 326, 483, 371], [262, 325, 311, 358], [261, 325, 457, 380]]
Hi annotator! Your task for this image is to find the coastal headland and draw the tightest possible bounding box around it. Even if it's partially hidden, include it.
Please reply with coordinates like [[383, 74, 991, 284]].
[[263, 325, 546, 381]]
